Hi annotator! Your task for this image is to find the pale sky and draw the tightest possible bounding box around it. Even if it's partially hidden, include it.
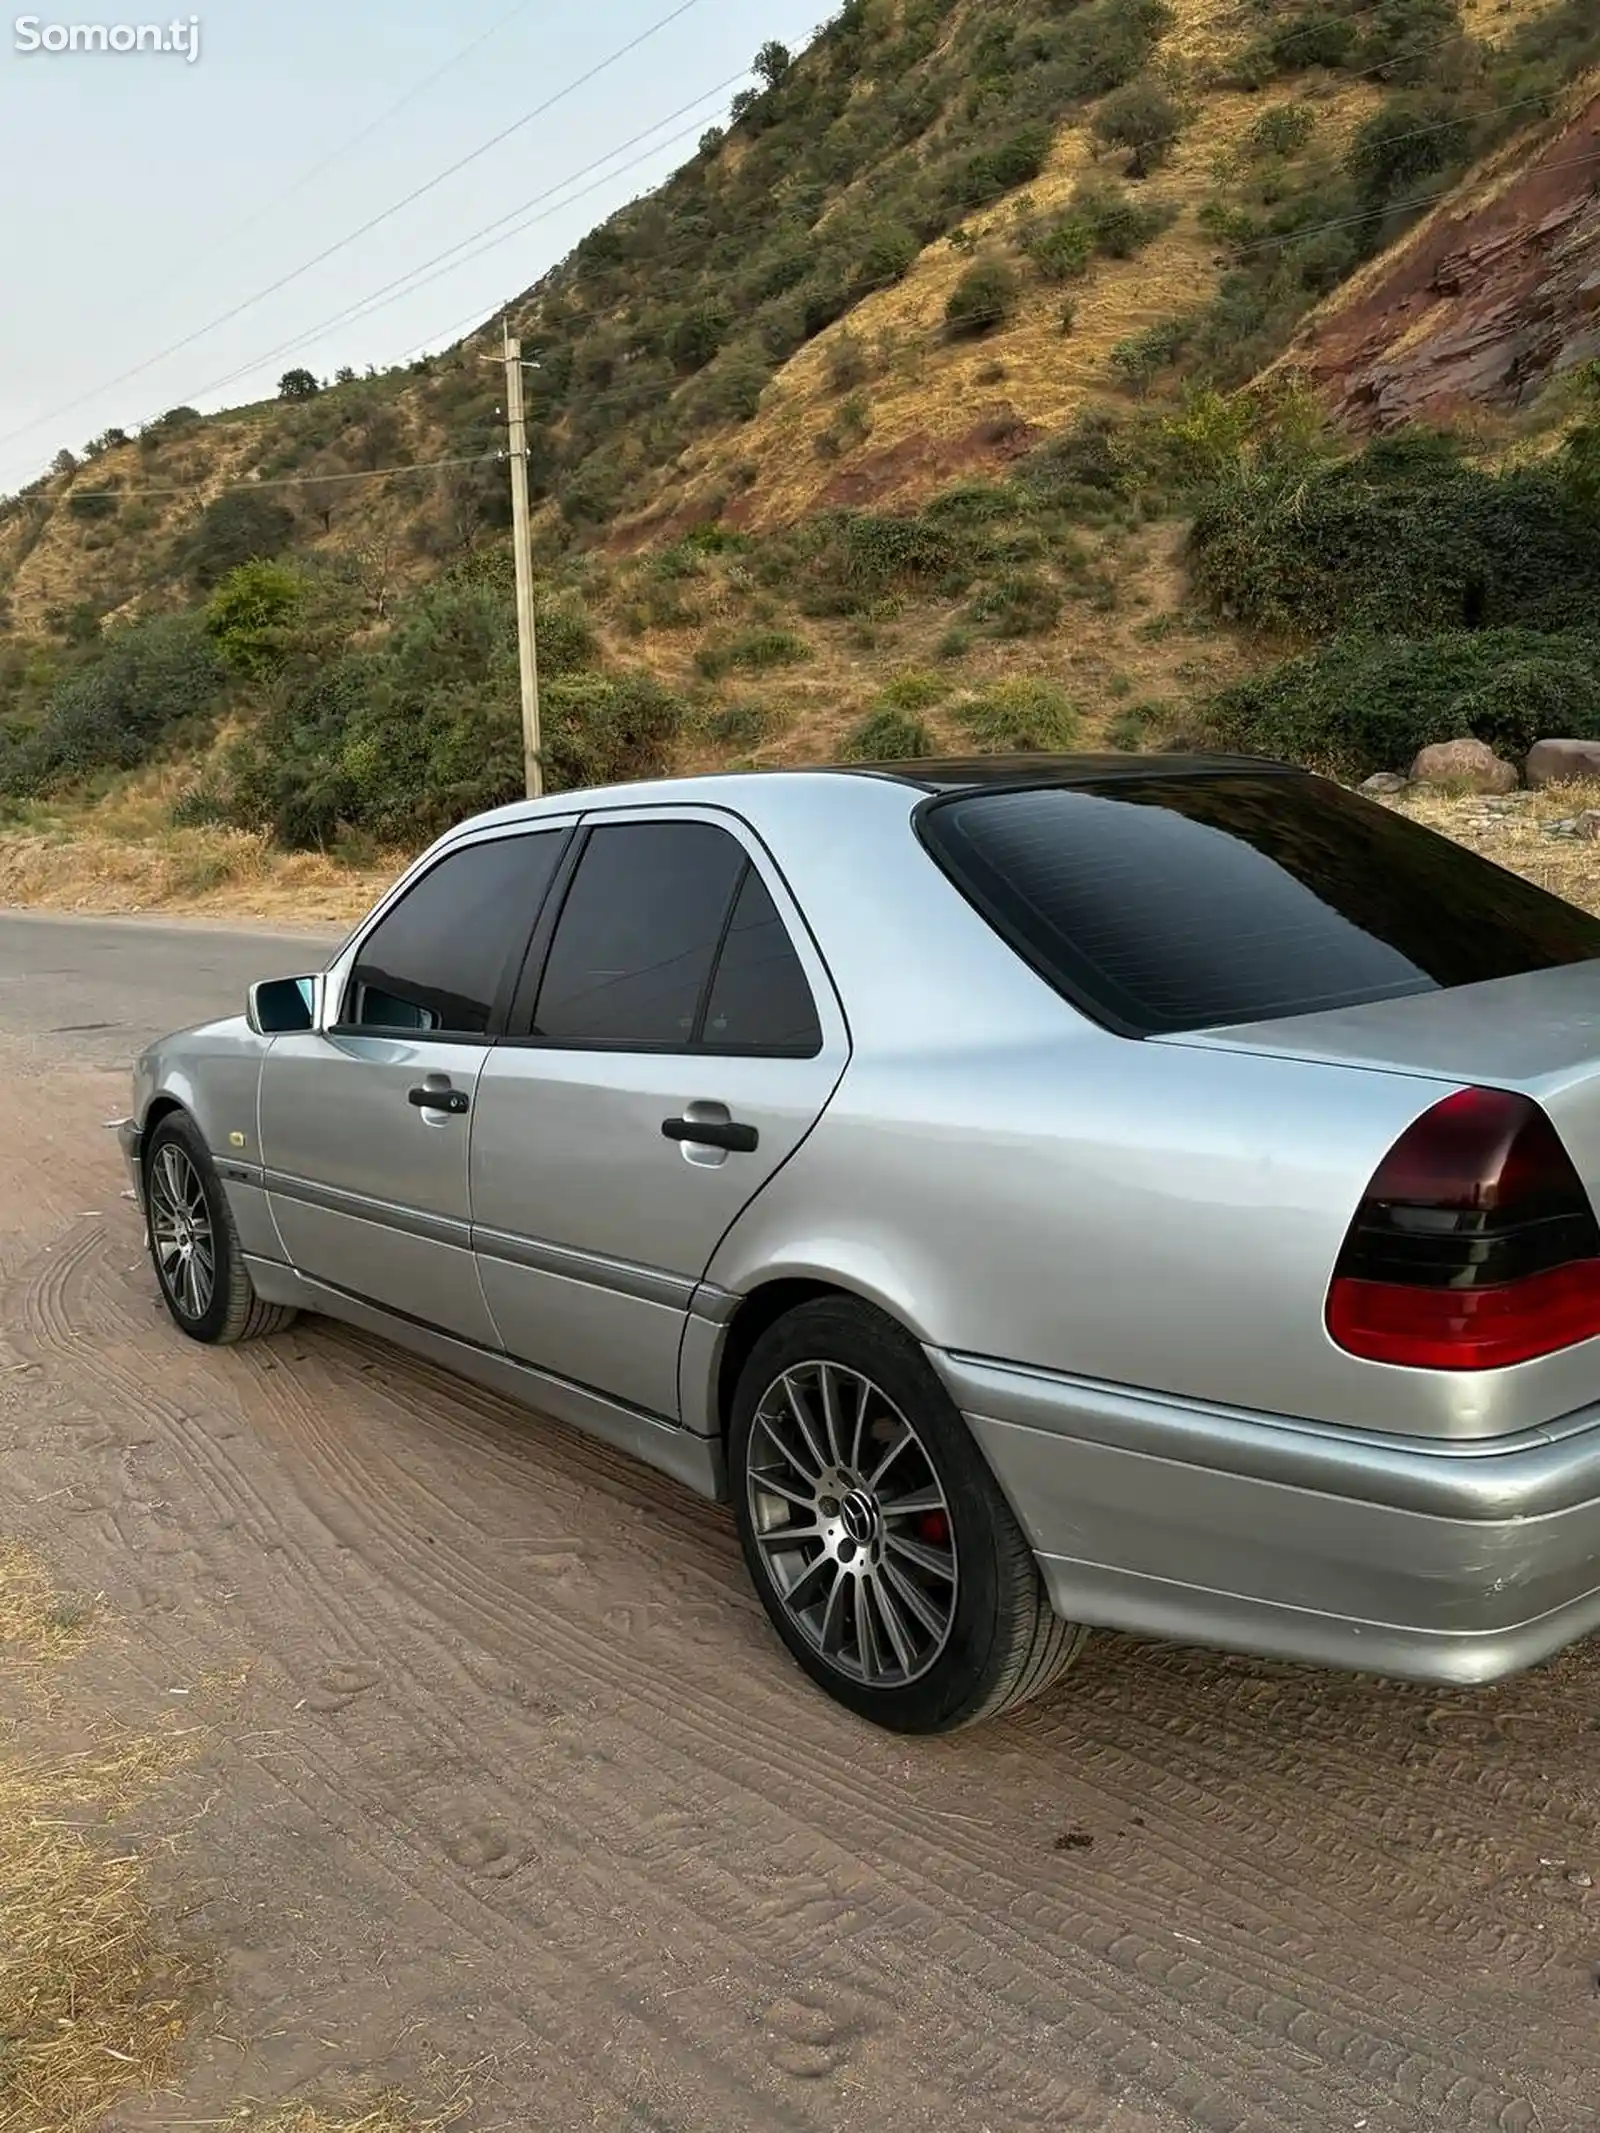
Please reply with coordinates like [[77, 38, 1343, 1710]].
[[0, 0, 823, 492]]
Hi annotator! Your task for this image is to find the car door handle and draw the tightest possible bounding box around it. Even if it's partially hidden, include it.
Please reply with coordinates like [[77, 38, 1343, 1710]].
[[409, 1082, 469, 1116], [662, 1114, 759, 1154]]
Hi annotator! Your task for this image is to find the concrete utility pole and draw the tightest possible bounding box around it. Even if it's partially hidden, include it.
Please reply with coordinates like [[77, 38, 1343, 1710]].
[[503, 322, 542, 800]]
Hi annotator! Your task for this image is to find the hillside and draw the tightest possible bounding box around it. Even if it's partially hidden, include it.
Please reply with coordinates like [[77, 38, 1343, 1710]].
[[3, 0, 1600, 899]]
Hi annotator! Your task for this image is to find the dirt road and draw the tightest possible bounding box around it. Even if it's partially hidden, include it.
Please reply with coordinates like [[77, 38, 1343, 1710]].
[[4, 914, 1599, 2133]]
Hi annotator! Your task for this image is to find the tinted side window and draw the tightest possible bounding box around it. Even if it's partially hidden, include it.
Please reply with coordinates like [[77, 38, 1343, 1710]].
[[920, 775, 1600, 1037], [534, 822, 746, 1046], [701, 866, 822, 1054], [344, 832, 565, 1036]]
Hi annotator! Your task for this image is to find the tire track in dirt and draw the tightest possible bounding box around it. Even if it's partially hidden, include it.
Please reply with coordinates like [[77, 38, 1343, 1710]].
[[128, 1271, 1600, 2124], [9, 1247, 848, 2130], [12, 1227, 1330, 2129], [13, 1212, 1591, 2132], [5, 1062, 1599, 2132]]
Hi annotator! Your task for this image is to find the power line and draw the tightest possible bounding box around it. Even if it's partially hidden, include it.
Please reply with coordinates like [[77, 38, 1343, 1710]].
[[0, 0, 710, 457], [26, 450, 503, 508], [1232, 135, 1600, 258], [176, 81, 748, 411], [77, 83, 1590, 501], [184, 3, 1553, 409], [7, 0, 1562, 498], [129, 0, 545, 314]]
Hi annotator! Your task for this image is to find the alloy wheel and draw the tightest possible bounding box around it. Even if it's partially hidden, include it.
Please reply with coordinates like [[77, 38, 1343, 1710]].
[[149, 1142, 216, 1325], [745, 1360, 959, 1687]]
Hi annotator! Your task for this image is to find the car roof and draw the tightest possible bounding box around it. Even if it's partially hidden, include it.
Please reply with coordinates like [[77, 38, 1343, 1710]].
[[830, 751, 1299, 793], [448, 752, 1306, 847]]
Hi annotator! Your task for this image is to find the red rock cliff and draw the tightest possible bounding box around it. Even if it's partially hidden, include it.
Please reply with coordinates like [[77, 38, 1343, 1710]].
[[1285, 93, 1600, 430]]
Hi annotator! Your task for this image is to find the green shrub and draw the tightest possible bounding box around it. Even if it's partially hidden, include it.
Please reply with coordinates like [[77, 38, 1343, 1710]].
[[1015, 410, 1131, 502], [936, 625, 975, 661], [1201, 630, 1600, 780], [964, 676, 1079, 751], [1024, 215, 1095, 283], [1358, 0, 1462, 84], [826, 332, 872, 392], [923, 482, 1017, 526], [1107, 699, 1168, 750], [1071, 176, 1175, 257], [1265, 11, 1359, 74], [841, 706, 935, 760], [966, 570, 1064, 637], [1346, 94, 1471, 210], [1247, 103, 1317, 158], [783, 510, 970, 616], [875, 669, 949, 712], [945, 256, 1020, 337], [184, 490, 296, 592], [704, 701, 773, 747], [1091, 78, 1184, 178], [205, 561, 307, 681], [948, 126, 1054, 211], [535, 594, 598, 676], [1110, 317, 1194, 394], [2, 614, 227, 796], [541, 671, 686, 791], [695, 627, 811, 678], [1189, 445, 1600, 638], [855, 217, 920, 288]]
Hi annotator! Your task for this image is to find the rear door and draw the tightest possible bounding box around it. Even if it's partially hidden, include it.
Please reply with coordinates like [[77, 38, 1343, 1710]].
[[469, 808, 849, 1417], [258, 826, 570, 1343]]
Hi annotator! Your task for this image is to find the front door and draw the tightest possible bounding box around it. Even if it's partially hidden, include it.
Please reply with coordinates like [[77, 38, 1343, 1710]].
[[469, 812, 849, 1417], [259, 827, 569, 1344]]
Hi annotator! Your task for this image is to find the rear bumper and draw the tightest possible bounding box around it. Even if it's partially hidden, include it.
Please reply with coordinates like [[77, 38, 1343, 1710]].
[[935, 1352, 1600, 1686]]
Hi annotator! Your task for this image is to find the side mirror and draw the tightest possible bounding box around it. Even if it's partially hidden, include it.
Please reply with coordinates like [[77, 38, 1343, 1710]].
[[247, 974, 324, 1036]]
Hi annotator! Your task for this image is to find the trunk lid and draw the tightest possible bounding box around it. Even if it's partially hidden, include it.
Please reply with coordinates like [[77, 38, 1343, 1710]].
[[1162, 960, 1600, 1180]]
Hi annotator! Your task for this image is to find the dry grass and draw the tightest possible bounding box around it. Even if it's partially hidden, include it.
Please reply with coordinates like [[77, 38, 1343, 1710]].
[[230, 2088, 471, 2133], [0, 1539, 100, 1666], [0, 1542, 206, 2133], [0, 1543, 466, 2133], [0, 819, 390, 925], [0, 1753, 201, 2133], [645, 16, 1386, 534], [1395, 780, 1600, 917]]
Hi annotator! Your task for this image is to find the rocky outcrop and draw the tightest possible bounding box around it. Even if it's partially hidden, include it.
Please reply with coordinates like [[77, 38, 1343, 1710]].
[[1286, 94, 1600, 430]]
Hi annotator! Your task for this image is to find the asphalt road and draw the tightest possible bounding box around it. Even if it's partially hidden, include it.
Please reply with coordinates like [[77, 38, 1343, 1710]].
[[0, 910, 342, 1067]]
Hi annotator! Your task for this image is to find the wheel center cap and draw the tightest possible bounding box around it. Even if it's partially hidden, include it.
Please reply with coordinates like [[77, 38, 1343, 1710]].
[[839, 1488, 879, 1547]]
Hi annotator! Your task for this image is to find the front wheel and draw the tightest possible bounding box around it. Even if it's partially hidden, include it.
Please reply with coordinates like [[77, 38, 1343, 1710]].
[[729, 1297, 1088, 1733], [144, 1113, 298, 1346]]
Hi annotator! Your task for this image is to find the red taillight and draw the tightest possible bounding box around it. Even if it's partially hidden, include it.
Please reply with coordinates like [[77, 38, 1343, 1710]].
[[1327, 1087, 1600, 1371]]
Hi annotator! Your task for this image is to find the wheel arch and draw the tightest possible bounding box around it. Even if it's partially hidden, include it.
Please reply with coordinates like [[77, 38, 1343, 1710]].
[[713, 1275, 931, 1444]]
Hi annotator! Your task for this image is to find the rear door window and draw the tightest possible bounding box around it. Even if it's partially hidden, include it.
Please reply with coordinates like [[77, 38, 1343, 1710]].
[[532, 821, 747, 1047], [919, 773, 1600, 1036], [528, 820, 822, 1053]]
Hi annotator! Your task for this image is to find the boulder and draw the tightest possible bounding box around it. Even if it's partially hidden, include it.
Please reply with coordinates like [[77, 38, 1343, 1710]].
[[1525, 738, 1600, 788], [1409, 738, 1518, 794], [1360, 771, 1410, 797]]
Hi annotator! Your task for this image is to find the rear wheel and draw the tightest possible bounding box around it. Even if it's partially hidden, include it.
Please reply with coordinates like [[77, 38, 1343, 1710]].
[[729, 1297, 1087, 1732], [145, 1113, 297, 1346]]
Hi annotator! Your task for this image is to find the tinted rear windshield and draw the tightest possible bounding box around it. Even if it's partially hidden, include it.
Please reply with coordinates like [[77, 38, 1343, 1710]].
[[919, 772, 1600, 1037]]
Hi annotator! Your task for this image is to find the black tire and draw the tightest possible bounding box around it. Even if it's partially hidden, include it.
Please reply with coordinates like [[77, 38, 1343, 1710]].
[[729, 1296, 1087, 1733], [144, 1112, 298, 1347]]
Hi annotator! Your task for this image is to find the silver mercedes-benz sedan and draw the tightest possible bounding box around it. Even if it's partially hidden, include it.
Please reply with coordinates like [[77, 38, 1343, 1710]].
[[120, 754, 1600, 1731]]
